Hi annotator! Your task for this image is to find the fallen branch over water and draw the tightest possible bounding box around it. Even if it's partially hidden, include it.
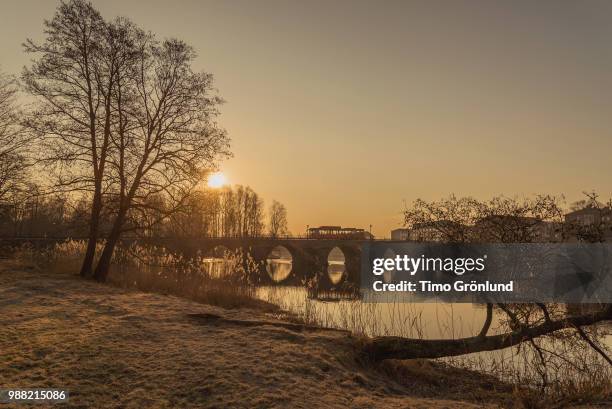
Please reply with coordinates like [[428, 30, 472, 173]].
[[363, 305, 612, 361]]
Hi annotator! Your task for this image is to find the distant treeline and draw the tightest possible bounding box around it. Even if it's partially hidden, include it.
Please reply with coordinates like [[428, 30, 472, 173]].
[[0, 184, 288, 239]]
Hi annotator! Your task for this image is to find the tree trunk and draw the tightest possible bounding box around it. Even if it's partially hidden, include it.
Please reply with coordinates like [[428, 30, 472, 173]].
[[93, 209, 125, 282], [363, 305, 612, 361], [79, 188, 102, 277], [93, 229, 119, 282]]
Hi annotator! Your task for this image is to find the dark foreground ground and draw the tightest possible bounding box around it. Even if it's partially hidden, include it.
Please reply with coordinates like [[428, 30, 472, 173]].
[[0, 259, 606, 408]]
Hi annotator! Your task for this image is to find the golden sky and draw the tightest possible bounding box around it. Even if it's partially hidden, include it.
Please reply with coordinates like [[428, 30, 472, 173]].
[[2, 1, 611, 237]]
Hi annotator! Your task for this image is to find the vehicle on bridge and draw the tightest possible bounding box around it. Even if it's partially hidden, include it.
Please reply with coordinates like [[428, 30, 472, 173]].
[[307, 225, 373, 240]]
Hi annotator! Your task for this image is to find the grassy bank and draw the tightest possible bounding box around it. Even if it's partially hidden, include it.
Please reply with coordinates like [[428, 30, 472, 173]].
[[0, 258, 522, 408], [2, 246, 610, 408]]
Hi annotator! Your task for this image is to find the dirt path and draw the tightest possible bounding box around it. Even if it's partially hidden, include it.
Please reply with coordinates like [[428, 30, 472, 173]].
[[0, 262, 502, 408]]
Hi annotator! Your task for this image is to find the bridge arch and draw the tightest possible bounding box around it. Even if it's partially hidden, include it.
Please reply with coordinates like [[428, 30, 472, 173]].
[[307, 244, 361, 290], [265, 245, 293, 283], [327, 246, 346, 285], [136, 236, 365, 286]]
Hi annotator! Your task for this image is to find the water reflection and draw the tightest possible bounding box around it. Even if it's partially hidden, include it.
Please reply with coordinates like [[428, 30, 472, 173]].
[[202, 245, 231, 277], [266, 245, 293, 282], [258, 285, 486, 339], [327, 247, 346, 285], [382, 248, 395, 284], [256, 285, 612, 382]]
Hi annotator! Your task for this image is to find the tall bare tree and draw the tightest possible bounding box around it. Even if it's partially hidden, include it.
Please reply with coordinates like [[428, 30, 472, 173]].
[[0, 72, 27, 203], [22, 0, 120, 276], [162, 185, 270, 239], [92, 33, 229, 281], [217, 186, 264, 238], [268, 200, 288, 238]]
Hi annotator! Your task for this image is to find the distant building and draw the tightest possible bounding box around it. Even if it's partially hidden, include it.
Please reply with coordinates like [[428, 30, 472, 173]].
[[393, 208, 612, 244], [564, 206, 612, 242], [532, 221, 564, 242], [390, 228, 411, 240], [565, 206, 612, 226], [474, 215, 539, 242], [307, 225, 374, 240], [473, 215, 563, 242], [408, 220, 465, 242], [397, 217, 564, 243], [391, 221, 465, 242]]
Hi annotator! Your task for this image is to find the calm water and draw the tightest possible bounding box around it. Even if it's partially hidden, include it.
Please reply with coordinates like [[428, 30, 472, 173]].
[[256, 285, 612, 382], [257, 286, 489, 338], [203, 245, 611, 381]]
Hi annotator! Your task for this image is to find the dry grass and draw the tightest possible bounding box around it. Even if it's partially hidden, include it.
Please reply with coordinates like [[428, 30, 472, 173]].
[[3, 244, 610, 407], [376, 359, 515, 405], [1, 261, 510, 408], [12, 240, 277, 312], [512, 374, 612, 409], [260, 284, 612, 403], [377, 358, 612, 409]]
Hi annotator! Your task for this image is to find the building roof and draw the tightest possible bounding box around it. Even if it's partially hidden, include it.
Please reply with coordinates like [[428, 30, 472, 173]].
[[310, 225, 342, 230], [565, 206, 612, 218], [309, 226, 367, 232], [412, 220, 464, 229]]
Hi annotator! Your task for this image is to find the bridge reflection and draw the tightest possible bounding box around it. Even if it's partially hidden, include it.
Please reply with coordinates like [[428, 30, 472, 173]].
[[0, 236, 376, 290], [202, 245, 232, 277], [154, 237, 368, 289], [327, 247, 346, 285], [199, 243, 353, 289], [266, 245, 293, 282]]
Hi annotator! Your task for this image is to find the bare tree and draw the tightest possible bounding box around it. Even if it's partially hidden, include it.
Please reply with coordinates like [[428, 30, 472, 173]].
[[240, 187, 264, 237], [0, 72, 28, 203], [268, 200, 288, 238], [91, 32, 229, 281], [22, 0, 121, 276], [364, 195, 612, 374], [164, 188, 221, 238]]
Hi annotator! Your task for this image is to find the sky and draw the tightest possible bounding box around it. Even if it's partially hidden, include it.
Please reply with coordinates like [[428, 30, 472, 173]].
[[1, 0, 612, 237]]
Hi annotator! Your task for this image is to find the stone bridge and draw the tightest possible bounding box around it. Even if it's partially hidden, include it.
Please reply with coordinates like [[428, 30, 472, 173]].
[[0, 237, 386, 289], [141, 237, 368, 288]]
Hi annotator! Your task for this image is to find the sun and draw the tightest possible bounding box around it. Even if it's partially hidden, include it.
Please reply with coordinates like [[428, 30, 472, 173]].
[[207, 172, 227, 188]]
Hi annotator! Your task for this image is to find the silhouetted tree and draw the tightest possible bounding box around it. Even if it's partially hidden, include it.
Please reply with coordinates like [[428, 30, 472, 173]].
[[364, 195, 611, 378], [22, 1, 229, 280], [268, 200, 288, 238], [164, 188, 220, 237], [92, 31, 229, 281], [0, 71, 27, 204], [22, 0, 128, 276]]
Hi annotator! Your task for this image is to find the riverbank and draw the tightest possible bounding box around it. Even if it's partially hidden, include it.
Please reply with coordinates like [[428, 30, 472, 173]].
[[0, 259, 604, 408]]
